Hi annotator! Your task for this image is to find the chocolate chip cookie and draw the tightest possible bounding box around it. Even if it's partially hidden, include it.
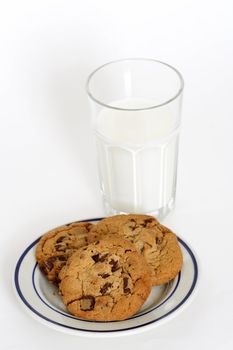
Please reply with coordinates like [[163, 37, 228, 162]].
[[141, 224, 183, 285], [36, 221, 93, 283], [88, 215, 182, 285], [59, 236, 152, 321], [88, 214, 158, 242]]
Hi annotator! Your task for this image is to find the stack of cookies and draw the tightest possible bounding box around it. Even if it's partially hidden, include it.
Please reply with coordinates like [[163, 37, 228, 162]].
[[36, 214, 183, 321]]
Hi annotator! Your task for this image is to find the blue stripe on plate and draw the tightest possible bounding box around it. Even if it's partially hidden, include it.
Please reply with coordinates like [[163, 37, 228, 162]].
[[14, 218, 198, 333]]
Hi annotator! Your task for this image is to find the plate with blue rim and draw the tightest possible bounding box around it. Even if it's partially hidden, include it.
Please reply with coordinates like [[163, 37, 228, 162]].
[[13, 217, 199, 337]]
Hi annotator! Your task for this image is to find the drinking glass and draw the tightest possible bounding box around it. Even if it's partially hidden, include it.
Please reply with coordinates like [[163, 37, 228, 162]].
[[86, 58, 184, 219]]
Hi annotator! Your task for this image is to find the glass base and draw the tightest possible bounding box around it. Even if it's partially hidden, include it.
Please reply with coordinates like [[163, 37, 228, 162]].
[[103, 197, 175, 221]]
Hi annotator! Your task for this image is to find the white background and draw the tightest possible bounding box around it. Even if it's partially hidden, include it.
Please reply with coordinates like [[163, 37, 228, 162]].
[[1, 0, 233, 349]]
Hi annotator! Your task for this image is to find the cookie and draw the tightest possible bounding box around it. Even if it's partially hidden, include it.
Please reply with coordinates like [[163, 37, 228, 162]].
[[59, 236, 152, 321], [141, 224, 183, 285], [88, 214, 159, 242], [36, 221, 93, 283], [88, 215, 182, 285]]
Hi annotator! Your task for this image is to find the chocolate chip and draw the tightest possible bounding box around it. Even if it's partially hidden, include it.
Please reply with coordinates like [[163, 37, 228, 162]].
[[156, 237, 162, 244], [99, 253, 108, 262], [145, 218, 153, 223], [98, 273, 110, 279], [79, 295, 95, 311], [123, 277, 131, 294], [143, 218, 154, 227], [86, 223, 93, 231], [92, 254, 100, 262], [129, 219, 137, 230], [100, 282, 112, 295], [92, 253, 108, 263], [140, 246, 145, 253], [54, 275, 61, 284], [129, 225, 136, 231], [39, 265, 48, 275], [56, 236, 66, 243], [55, 244, 65, 252], [158, 224, 169, 233], [109, 259, 119, 272], [123, 277, 128, 289], [58, 255, 66, 261], [45, 256, 56, 270]]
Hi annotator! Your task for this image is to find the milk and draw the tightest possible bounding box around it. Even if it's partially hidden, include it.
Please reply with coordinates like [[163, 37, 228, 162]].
[[94, 98, 180, 216]]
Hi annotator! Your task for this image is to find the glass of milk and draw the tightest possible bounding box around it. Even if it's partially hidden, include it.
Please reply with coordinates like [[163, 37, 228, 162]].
[[86, 59, 184, 219]]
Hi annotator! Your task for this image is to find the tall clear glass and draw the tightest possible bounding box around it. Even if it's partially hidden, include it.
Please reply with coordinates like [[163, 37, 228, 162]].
[[86, 59, 184, 219]]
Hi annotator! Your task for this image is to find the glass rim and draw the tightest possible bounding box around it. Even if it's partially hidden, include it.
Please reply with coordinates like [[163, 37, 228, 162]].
[[86, 58, 184, 111]]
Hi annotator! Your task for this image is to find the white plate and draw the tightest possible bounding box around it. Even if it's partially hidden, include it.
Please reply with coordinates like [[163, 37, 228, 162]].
[[14, 218, 199, 337]]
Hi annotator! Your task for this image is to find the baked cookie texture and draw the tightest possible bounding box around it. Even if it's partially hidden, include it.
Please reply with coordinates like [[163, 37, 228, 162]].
[[88, 215, 158, 241], [88, 214, 183, 285], [36, 222, 93, 283], [59, 236, 152, 321]]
